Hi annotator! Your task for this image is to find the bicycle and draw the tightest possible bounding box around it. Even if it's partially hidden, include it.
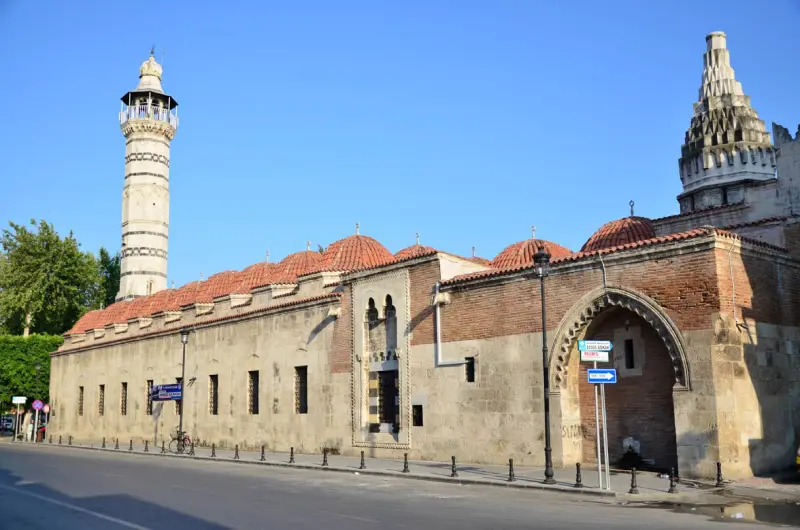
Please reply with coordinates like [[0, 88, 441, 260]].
[[169, 429, 191, 454]]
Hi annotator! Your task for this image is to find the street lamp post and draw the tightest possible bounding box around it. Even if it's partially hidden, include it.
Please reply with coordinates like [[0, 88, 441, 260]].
[[178, 328, 190, 437], [534, 248, 556, 485]]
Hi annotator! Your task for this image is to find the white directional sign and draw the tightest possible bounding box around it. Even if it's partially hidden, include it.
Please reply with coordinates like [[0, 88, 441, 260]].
[[11, 396, 26, 405], [578, 340, 612, 352], [580, 350, 610, 363]]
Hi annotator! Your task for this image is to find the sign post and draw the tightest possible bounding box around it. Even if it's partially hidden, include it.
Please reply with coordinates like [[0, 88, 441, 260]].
[[11, 397, 26, 442], [43, 403, 50, 426], [587, 368, 616, 491], [32, 400, 44, 443], [579, 340, 613, 491]]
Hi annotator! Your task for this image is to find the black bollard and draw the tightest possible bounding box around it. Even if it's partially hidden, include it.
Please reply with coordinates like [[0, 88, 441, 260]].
[[211, 443, 216, 458], [234, 444, 240, 460], [629, 467, 639, 495], [161, 441, 165, 454], [574, 463, 583, 488], [189, 442, 195, 456], [260, 445, 265, 462], [715, 461, 724, 487], [102, 437, 106, 449], [58, 435, 62, 445], [129, 440, 133, 451], [322, 448, 329, 467], [68, 435, 72, 445], [508, 458, 516, 482], [403, 453, 410, 473], [668, 468, 677, 494], [289, 447, 295, 463], [450, 456, 458, 478], [144, 440, 149, 452], [49, 435, 52, 444], [114, 438, 119, 450], [359, 450, 366, 470]]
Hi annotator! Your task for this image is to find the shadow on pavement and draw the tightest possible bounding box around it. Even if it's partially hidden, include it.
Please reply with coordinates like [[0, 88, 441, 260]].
[[0, 463, 228, 529]]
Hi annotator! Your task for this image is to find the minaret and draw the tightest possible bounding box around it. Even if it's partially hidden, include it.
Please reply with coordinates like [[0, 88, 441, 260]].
[[116, 49, 178, 301], [677, 32, 775, 213]]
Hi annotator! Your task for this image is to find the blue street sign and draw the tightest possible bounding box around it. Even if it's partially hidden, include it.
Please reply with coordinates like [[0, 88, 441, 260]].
[[150, 383, 183, 401], [587, 368, 617, 384], [578, 340, 612, 352]]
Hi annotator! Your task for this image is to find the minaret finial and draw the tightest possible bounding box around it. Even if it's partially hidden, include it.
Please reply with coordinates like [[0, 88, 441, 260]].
[[355, 222, 360, 235], [472, 246, 476, 258], [629, 200, 635, 217], [415, 232, 420, 245], [531, 225, 536, 240], [150, 45, 155, 57], [307, 240, 311, 251]]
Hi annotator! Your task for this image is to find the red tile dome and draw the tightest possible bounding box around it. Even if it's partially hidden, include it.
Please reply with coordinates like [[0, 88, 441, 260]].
[[490, 239, 573, 269], [273, 250, 323, 282], [395, 244, 436, 260], [315, 234, 395, 273], [581, 217, 656, 253]]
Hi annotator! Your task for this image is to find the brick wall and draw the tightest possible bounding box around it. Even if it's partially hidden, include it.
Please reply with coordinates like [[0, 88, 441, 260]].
[[408, 260, 441, 346], [435, 248, 722, 345], [577, 310, 678, 470], [329, 288, 352, 373]]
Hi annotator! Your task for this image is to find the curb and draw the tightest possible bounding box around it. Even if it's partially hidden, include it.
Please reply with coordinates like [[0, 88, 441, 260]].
[[15, 441, 616, 498]]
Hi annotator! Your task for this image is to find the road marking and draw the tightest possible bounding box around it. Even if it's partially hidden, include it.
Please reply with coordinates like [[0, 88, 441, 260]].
[[327, 512, 380, 523], [0, 484, 153, 529]]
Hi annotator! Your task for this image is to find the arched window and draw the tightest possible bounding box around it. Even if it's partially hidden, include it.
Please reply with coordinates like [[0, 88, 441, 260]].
[[366, 298, 378, 322], [146, 280, 154, 296], [385, 295, 397, 352]]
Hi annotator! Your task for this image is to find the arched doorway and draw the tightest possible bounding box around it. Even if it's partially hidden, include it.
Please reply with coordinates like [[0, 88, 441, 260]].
[[575, 307, 678, 471], [550, 287, 691, 473]]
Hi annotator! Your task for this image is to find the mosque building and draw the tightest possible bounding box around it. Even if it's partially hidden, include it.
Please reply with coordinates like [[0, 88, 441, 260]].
[[49, 32, 800, 479]]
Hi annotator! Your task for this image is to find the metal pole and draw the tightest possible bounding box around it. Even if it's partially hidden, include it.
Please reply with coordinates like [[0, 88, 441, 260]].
[[34, 410, 39, 442], [540, 274, 555, 484], [178, 340, 186, 436], [601, 382, 611, 490], [14, 404, 20, 441], [594, 361, 603, 489]]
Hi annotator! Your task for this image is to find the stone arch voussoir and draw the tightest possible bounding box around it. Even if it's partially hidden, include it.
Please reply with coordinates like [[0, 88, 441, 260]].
[[550, 286, 691, 391]]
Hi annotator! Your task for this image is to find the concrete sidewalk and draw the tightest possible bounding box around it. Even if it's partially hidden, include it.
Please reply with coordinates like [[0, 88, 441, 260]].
[[17, 436, 723, 502]]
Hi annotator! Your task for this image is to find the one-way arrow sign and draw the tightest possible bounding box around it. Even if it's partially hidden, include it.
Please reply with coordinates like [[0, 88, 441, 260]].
[[587, 368, 617, 384]]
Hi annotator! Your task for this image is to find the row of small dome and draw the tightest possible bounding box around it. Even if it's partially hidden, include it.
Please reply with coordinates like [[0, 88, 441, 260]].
[[67, 215, 655, 334]]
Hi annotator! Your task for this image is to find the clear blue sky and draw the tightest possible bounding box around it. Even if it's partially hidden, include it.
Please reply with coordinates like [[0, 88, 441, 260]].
[[1, 1, 798, 287]]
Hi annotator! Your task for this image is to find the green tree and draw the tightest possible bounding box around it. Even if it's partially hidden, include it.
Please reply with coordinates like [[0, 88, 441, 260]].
[[98, 247, 121, 308], [0, 334, 61, 412], [0, 220, 101, 336]]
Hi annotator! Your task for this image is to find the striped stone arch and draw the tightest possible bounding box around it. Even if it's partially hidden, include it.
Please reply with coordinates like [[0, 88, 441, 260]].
[[549, 286, 691, 391]]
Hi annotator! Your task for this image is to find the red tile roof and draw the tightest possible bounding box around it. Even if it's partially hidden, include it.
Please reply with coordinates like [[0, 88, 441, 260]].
[[271, 251, 323, 283], [652, 203, 741, 222], [490, 239, 573, 269], [442, 227, 787, 286], [466, 255, 492, 266], [232, 262, 276, 294], [196, 270, 243, 303], [395, 244, 437, 260], [581, 216, 656, 252], [311, 235, 395, 273]]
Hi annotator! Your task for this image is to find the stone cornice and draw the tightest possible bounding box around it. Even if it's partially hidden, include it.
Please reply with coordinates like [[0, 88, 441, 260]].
[[54, 293, 342, 357], [343, 254, 439, 283], [120, 119, 176, 140]]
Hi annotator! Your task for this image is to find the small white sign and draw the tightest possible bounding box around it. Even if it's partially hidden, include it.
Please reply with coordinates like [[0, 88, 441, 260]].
[[580, 350, 610, 363], [578, 340, 613, 352], [11, 396, 26, 405]]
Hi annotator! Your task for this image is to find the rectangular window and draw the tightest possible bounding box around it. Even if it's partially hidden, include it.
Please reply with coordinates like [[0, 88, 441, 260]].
[[175, 378, 182, 415], [78, 386, 84, 416], [248, 370, 259, 415], [465, 357, 476, 382], [209, 375, 219, 415], [624, 339, 635, 369], [98, 385, 105, 416], [146, 380, 153, 416], [120, 382, 128, 416], [295, 366, 308, 414], [378, 370, 399, 427], [412, 404, 424, 427]]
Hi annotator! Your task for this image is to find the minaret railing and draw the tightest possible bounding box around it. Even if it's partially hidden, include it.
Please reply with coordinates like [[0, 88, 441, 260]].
[[119, 105, 178, 128]]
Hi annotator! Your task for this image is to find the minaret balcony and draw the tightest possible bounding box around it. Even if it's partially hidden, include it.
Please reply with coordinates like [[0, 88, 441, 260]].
[[119, 105, 178, 128]]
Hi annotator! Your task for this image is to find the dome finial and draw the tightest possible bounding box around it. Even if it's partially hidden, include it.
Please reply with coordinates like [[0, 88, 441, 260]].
[[265, 251, 270, 263], [415, 232, 420, 245], [307, 240, 311, 251], [355, 222, 360, 235], [472, 246, 476, 258], [629, 200, 635, 217], [171, 280, 175, 289], [150, 45, 155, 57], [531, 225, 536, 240]]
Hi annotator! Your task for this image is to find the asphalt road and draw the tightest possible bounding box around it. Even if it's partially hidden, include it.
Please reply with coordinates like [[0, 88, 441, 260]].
[[0, 444, 773, 529]]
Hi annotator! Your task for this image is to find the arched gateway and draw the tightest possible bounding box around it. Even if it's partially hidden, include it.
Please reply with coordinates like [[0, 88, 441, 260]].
[[550, 286, 693, 472]]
